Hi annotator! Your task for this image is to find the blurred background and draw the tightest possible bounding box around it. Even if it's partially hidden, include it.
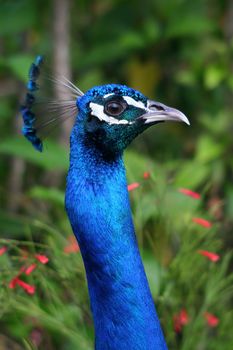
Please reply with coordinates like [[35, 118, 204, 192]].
[[0, 0, 233, 349]]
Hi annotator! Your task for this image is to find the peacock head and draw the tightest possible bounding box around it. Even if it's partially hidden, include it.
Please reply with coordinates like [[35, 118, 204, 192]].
[[75, 84, 189, 155], [20, 56, 189, 155]]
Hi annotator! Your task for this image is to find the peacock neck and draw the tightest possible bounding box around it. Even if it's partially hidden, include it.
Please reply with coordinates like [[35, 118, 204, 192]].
[[65, 125, 167, 350]]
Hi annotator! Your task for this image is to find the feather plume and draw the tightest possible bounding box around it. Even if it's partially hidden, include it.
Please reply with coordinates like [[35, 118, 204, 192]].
[[19, 55, 84, 152]]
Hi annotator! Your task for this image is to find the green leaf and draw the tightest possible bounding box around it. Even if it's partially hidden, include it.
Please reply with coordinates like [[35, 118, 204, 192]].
[[226, 186, 233, 219], [0, 212, 26, 237], [174, 160, 210, 188], [199, 112, 230, 135], [7, 54, 34, 81], [0, 101, 13, 122], [0, 137, 69, 170], [0, 0, 37, 35], [29, 186, 64, 206], [119, 31, 144, 50], [22, 339, 37, 350], [78, 69, 104, 91], [125, 150, 153, 181], [204, 64, 226, 89], [195, 135, 225, 162], [143, 252, 165, 297], [143, 20, 160, 43], [175, 69, 196, 86], [166, 16, 215, 38]]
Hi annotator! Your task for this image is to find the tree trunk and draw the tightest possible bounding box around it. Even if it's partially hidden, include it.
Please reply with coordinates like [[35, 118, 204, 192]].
[[7, 111, 25, 213], [53, 0, 72, 146], [43, 0, 72, 187]]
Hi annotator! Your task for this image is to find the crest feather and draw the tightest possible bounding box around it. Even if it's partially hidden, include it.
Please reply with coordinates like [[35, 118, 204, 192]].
[[19, 55, 83, 152]]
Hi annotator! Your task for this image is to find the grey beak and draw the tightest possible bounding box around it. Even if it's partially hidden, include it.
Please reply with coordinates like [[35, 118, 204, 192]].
[[140, 100, 190, 125]]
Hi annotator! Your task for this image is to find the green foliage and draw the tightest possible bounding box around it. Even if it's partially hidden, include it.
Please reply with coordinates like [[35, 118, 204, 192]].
[[0, 138, 69, 170], [0, 0, 233, 349], [7, 54, 35, 82], [0, 0, 37, 35], [29, 187, 65, 206]]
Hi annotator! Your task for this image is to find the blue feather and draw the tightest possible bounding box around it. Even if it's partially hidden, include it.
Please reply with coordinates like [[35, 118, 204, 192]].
[[19, 55, 81, 152], [20, 55, 44, 152]]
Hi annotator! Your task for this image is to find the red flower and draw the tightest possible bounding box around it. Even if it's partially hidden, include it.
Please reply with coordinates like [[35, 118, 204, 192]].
[[9, 276, 35, 294], [64, 235, 80, 254], [17, 279, 35, 295], [9, 266, 25, 288], [173, 309, 189, 333], [198, 250, 220, 262], [0, 246, 7, 256], [35, 254, 49, 264], [143, 172, 150, 179], [192, 217, 212, 228], [204, 312, 219, 327], [179, 309, 189, 325], [179, 188, 201, 199], [9, 276, 19, 289], [127, 182, 140, 191], [25, 263, 37, 275]]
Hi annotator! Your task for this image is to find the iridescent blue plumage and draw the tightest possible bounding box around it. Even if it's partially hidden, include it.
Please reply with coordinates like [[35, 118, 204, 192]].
[[20, 58, 190, 349], [20, 55, 44, 152], [65, 84, 178, 349]]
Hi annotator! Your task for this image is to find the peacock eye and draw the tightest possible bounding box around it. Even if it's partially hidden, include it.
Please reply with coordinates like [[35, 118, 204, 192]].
[[104, 100, 127, 117]]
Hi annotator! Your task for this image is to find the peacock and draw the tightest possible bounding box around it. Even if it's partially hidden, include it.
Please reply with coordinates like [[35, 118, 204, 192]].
[[20, 56, 189, 350]]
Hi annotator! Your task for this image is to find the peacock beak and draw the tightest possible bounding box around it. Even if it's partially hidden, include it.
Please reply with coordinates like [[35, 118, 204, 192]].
[[140, 100, 190, 125]]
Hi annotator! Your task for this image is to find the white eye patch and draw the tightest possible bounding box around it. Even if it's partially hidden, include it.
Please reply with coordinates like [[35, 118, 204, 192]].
[[89, 95, 146, 125], [103, 94, 146, 109], [103, 93, 115, 99], [122, 96, 145, 109], [89, 102, 133, 125]]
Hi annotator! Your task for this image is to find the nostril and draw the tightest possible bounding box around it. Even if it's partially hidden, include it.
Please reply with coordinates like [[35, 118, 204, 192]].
[[149, 102, 166, 111], [155, 105, 165, 111]]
